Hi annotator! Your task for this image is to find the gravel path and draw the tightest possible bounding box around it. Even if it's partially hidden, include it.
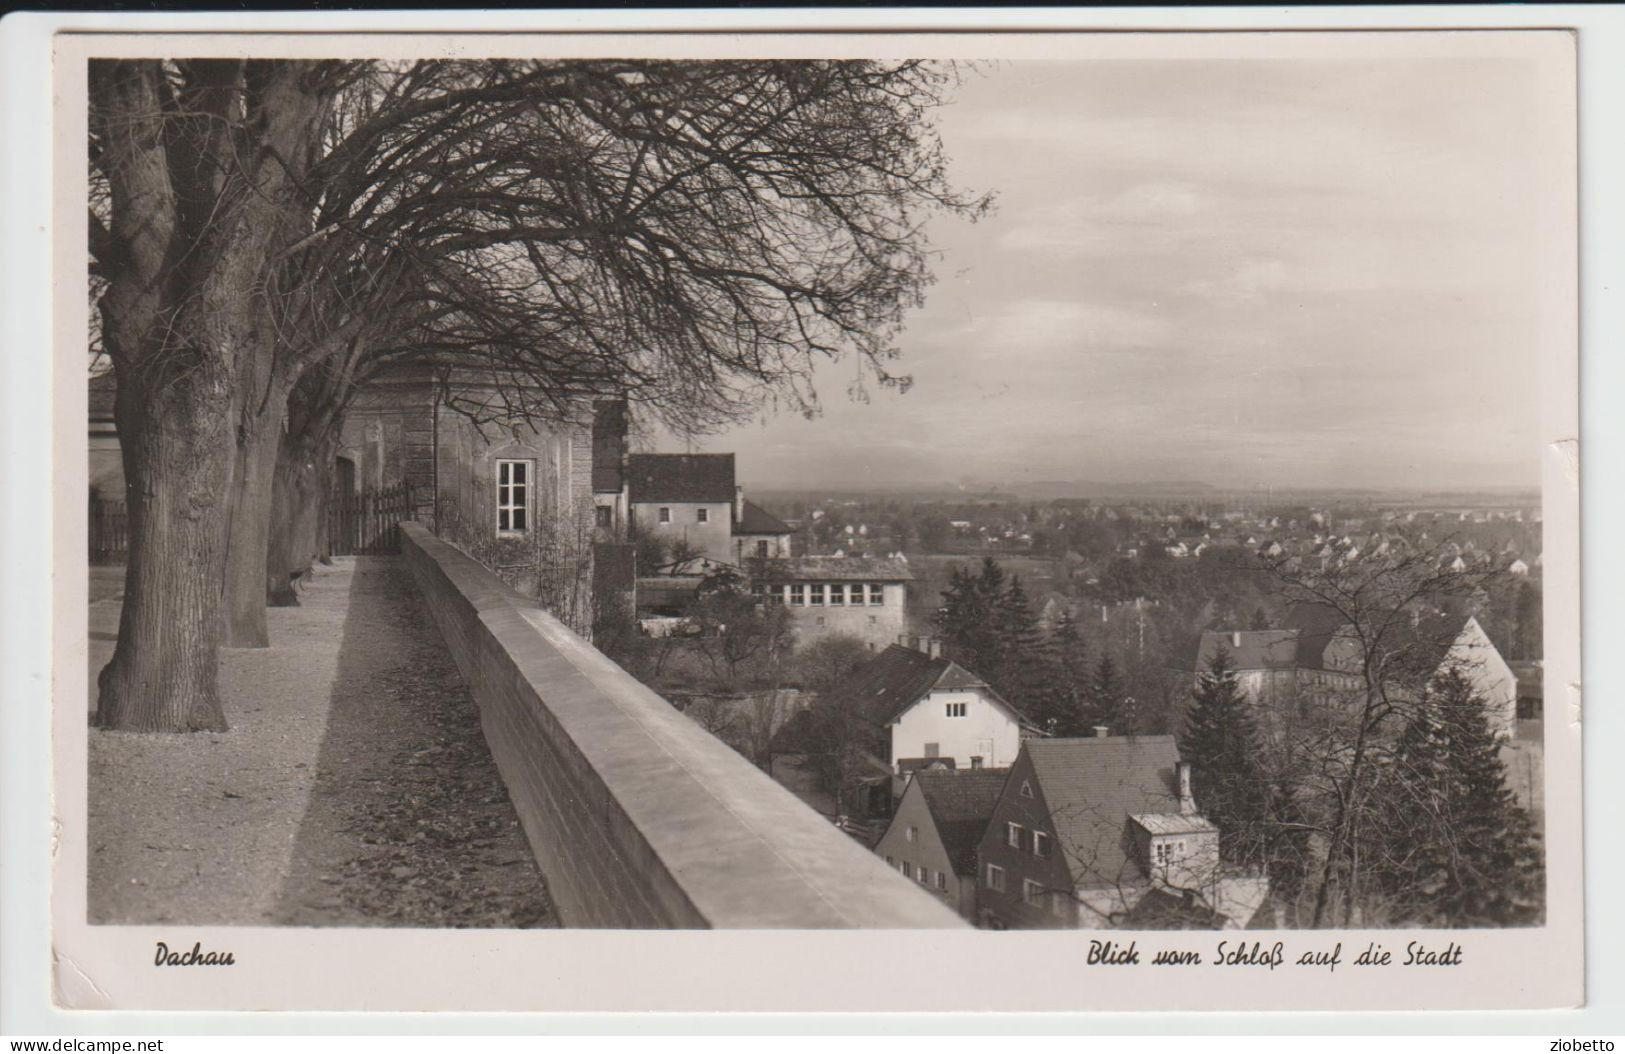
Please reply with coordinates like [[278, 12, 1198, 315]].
[[88, 556, 554, 928]]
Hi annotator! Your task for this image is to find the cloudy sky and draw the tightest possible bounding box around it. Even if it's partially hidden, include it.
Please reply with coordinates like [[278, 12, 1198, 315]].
[[673, 57, 1549, 493]]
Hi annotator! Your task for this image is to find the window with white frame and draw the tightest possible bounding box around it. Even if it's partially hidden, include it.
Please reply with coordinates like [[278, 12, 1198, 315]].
[[901, 861, 913, 880], [789, 584, 805, 605], [905, 825, 918, 843], [945, 701, 967, 718], [916, 868, 928, 886], [809, 584, 825, 606], [1006, 821, 1023, 849], [1023, 879, 1045, 906], [829, 583, 845, 606], [496, 460, 531, 534], [869, 583, 884, 605], [658, 506, 671, 523], [935, 870, 947, 891], [1033, 830, 1051, 858], [696, 507, 709, 523], [985, 863, 1006, 891]]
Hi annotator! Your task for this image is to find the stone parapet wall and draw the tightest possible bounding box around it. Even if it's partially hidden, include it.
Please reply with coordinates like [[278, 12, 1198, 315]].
[[400, 522, 965, 929]]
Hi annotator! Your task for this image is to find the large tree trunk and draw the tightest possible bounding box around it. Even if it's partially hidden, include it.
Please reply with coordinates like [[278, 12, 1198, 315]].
[[220, 371, 292, 644], [268, 417, 339, 605], [96, 369, 234, 732]]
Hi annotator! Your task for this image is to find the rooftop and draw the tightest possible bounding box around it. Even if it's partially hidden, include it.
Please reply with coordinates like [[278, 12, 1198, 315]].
[[756, 556, 913, 583], [914, 769, 1011, 876], [1022, 736, 1186, 889], [735, 499, 792, 536], [626, 453, 736, 504]]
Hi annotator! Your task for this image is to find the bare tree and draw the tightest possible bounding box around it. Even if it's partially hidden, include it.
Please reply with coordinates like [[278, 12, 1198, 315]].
[[90, 58, 987, 732]]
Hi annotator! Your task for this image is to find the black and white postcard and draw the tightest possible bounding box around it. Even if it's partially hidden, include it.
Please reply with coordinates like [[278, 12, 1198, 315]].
[[37, 20, 1582, 1014]]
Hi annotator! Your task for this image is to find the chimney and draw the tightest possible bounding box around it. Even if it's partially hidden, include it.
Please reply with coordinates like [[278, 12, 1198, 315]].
[[1177, 761, 1196, 814], [1231, 630, 1241, 648], [908, 635, 923, 653], [897, 633, 910, 648], [1093, 725, 1110, 738], [927, 638, 942, 660], [734, 484, 745, 525]]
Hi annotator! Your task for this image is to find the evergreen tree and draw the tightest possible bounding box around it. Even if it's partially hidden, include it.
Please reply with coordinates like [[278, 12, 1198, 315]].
[[993, 575, 1055, 723], [1087, 653, 1128, 735], [1050, 609, 1091, 736], [935, 557, 1008, 680], [1369, 669, 1543, 925], [1180, 646, 1271, 865]]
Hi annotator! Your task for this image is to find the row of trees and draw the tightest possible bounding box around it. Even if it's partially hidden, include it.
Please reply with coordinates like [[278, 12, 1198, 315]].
[[90, 58, 984, 731]]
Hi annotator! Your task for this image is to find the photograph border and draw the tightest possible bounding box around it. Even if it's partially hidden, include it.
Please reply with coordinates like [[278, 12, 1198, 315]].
[[2, 4, 1617, 1036]]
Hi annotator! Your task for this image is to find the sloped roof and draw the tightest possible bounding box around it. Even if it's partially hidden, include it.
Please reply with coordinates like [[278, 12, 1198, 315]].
[[625, 453, 735, 504], [756, 556, 912, 583], [1024, 736, 1184, 889], [1195, 629, 1298, 673], [735, 499, 791, 535], [832, 644, 1015, 728], [915, 769, 1010, 875]]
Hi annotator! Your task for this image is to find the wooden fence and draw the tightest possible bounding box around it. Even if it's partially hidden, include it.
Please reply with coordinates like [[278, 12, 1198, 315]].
[[89, 498, 128, 564], [329, 482, 416, 556]]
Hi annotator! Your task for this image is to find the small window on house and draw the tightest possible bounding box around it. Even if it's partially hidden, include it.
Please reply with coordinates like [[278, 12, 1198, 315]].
[[830, 584, 845, 606], [816, 616, 826, 627], [496, 460, 531, 534], [789, 584, 805, 605], [595, 505, 613, 529], [985, 864, 1006, 892], [885, 856, 895, 867], [658, 507, 671, 524], [945, 701, 967, 718], [916, 868, 928, 886], [970, 756, 983, 770], [756, 540, 770, 559], [1006, 822, 1023, 849], [1033, 831, 1051, 858], [1019, 780, 1035, 799], [869, 583, 884, 605], [901, 861, 913, 879], [696, 508, 709, 523], [935, 871, 947, 891], [1023, 879, 1045, 906], [868, 615, 878, 625], [905, 825, 918, 843], [809, 584, 825, 606]]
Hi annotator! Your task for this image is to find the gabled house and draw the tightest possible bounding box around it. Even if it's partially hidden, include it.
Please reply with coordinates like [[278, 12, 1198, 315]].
[[974, 736, 1267, 931], [626, 453, 740, 568], [873, 768, 1009, 921], [829, 640, 1031, 778]]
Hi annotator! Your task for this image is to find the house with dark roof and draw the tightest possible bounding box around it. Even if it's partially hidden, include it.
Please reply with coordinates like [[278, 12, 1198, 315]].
[[755, 555, 913, 650], [829, 640, 1032, 779], [623, 452, 794, 570], [975, 736, 1268, 931], [872, 768, 1009, 920]]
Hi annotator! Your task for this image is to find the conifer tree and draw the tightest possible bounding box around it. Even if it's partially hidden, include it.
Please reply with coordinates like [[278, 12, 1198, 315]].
[[1180, 646, 1271, 865], [1374, 669, 1543, 925], [935, 557, 1008, 681], [1087, 653, 1128, 735], [1050, 608, 1091, 736], [994, 575, 1054, 716]]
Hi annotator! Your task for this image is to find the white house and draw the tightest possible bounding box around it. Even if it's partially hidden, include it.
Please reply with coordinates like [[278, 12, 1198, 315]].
[[832, 639, 1032, 776]]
